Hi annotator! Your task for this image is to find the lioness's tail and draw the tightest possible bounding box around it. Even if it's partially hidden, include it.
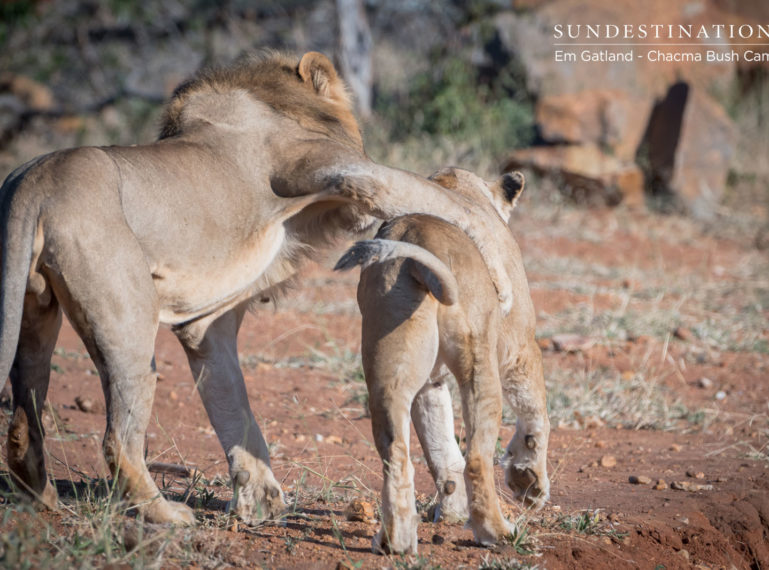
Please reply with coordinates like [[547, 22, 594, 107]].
[[0, 176, 38, 392], [334, 239, 459, 306]]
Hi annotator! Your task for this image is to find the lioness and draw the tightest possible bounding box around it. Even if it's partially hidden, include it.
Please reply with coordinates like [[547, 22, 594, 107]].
[[0, 52, 521, 525], [335, 168, 549, 554]]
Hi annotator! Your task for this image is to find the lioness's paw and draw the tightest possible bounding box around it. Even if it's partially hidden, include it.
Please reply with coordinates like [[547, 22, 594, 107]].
[[372, 524, 418, 555], [227, 447, 286, 526], [430, 479, 468, 523], [142, 498, 196, 525], [504, 463, 549, 510]]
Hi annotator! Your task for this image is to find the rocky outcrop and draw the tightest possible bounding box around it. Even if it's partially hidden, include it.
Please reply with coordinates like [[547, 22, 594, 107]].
[[494, 0, 743, 218]]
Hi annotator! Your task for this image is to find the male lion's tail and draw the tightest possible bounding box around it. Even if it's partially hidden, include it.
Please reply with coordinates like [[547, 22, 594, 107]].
[[0, 171, 39, 393], [334, 239, 459, 306]]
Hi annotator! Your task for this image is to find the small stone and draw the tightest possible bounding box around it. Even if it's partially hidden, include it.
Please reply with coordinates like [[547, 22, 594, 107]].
[[595, 440, 607, 449], [692, 483, 714, 491], [326, 435, 343, 445], [670, 443, 682, 452], [686, 470, 705, 479], [696, 377, 713, 389], [715, 391, 727, 400], [600, 455, 617, 468], [716, 476, 728, 483], [74, 396, 94, 413], [671, 481, 691, 491], [677, 549, 690, 561], [552, 333, 596, 353], [315, 433, 324, 442], [629, 475, 652, 485], [653, 479, 668, 490], [673, 327, 694, 342], [344, 499, 375, 523], [294, 434, 306, 443], [431, 534, 445, 545], [169, 390, 178, 401]]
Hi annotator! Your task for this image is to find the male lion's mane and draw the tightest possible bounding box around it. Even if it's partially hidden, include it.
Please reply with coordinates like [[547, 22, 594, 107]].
[[158, 51, 362, 150]]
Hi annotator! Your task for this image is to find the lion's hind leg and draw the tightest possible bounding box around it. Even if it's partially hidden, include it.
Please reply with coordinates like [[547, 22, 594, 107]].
[[45, 217, 193, 525], [6, 289, 61, 510]]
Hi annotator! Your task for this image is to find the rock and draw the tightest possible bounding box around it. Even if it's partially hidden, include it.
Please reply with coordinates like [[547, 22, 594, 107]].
[[686, 470, 705, 479], [326, 435, 344, 445], [536, 89, 649, 162], [344, 499, 376, 523], [504, 144, 644, 207], [715, 390, 727, 400], [629, 475, 652, 485], [653, 479, 668, 490], [549, 333, 598, 353], [639, 86, 736, 220], [431, 534, 445, 545], [697, 377, 713, 389], [671, 480, 691, 491], [0, 73, 55, 111], [670, 443, 682, 452], [600, 455, 617, 468], [673, 327, 694, 342]]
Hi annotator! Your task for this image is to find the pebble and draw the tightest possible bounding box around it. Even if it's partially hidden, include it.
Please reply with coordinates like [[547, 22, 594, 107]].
[[431, 534, 445, 545], [326, 435, 343, 445], [715, 391, 727, 400], [629, 475, 652, 485], [696, 377, 713, 389], [670, 443, 682, 452], [315, 433, 324, 442], [74, 396, 94, 413], [600, 455, 617, 468], [673, 327, 694, 342], [653, 479, 668, 490], [686, 469, 705, 479], [344, 499, 375, 523]]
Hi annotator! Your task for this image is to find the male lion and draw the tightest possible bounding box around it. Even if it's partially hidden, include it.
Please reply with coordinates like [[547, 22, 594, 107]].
[[335, 168, 549, 554], [0, 52, 520, 525]]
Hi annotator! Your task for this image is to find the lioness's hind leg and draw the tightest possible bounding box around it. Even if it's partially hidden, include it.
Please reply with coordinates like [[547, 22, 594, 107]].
[[411, 374, 468, 522], [6, 294, 61, 510], [456, 356, 512, 546]]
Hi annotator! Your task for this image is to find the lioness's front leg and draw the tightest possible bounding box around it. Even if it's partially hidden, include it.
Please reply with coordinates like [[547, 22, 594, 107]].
[[411, 374, 469, 522], [175, 306, 285, 525], [500, 341, 550, 509]]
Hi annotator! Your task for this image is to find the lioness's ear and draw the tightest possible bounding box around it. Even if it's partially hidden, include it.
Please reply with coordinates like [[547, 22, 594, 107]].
[[495, 171, 525, 207], [298, 52, 348, 104]]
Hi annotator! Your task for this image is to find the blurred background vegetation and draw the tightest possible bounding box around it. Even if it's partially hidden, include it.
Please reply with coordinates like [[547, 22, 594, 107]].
[[0, 0, 767, 237]]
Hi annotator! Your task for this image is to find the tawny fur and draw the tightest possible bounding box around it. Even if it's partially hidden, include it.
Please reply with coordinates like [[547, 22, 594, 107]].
[[337, 168, 550, 555], [0, 52, 519, 526]]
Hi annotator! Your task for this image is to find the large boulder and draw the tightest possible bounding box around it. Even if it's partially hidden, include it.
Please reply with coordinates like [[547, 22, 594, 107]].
[[493, 0, 741, 217], [638, 84, 736, 219], [536, 89, 650, 162]]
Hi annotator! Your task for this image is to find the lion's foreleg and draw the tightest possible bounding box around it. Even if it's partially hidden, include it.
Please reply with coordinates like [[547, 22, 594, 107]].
[[176, 307, 285, 526], [410, 373, 468, 523]]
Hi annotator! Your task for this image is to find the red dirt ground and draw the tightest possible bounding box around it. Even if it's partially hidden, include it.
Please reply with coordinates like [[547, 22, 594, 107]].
[[1, 206, 768, 569]]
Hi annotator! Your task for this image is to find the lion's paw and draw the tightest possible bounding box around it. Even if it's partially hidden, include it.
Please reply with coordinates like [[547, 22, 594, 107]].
[[142, 497, 196, 525], [227, 447, 285, 526]]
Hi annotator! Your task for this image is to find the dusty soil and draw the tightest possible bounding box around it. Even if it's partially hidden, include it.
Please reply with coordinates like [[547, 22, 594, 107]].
[[1, 205, 768, 569]]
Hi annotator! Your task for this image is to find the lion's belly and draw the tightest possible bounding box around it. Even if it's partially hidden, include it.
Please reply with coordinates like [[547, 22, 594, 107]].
[[154, 223, 288, 324]]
